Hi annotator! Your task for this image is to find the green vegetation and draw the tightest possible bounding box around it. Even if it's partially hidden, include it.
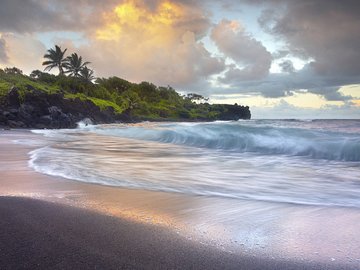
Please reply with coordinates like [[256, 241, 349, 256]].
[[0, 45, 250, 121], [0, 68, 59, 103]]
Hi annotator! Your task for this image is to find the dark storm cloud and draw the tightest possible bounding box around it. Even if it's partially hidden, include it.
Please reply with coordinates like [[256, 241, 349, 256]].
[[0, 0, 54, 33], [266, 0, 360, 98], [0, 0, 121, 33], [216, 64, 353, 101], [258, 0, 360, 77], [279, 60, 294, 73], [213, 0, 360, 100]]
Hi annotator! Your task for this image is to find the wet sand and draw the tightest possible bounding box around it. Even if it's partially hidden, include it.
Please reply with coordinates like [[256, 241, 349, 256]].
[[0, 129, 359, 269], [0, 196, 330, 270]]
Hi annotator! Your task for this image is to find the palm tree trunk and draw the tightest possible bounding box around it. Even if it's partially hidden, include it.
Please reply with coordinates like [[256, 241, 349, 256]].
[[59, 66, 64, 76]]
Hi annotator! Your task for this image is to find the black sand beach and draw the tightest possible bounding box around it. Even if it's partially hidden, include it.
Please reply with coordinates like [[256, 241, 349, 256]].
[[0, 196, 346, 270], [0, 130, 359, 269]]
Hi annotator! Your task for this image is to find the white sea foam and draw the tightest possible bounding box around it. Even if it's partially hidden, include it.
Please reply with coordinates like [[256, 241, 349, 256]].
[[27, 120, 360, 208]]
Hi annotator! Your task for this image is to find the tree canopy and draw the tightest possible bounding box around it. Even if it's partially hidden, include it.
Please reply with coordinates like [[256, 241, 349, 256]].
[[64, 53, 91, 78], [42, 45, 93, 82]]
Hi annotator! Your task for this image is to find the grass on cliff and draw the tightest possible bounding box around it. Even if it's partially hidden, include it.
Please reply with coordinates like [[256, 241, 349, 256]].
[[0, 72, 59, 94], [65, 93, 124, 114]]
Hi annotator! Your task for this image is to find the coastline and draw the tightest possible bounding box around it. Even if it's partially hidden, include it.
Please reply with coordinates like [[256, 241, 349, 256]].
[[0, 129, 359, 269]]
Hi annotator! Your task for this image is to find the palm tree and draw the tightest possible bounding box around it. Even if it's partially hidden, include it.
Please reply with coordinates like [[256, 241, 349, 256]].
[[64, 53, 90, 77], [80, 66, 95, 83], [42, 45, 67, 75]]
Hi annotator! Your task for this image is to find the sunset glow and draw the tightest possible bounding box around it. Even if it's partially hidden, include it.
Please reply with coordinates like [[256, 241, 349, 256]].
[[96, 1, 185, 42]]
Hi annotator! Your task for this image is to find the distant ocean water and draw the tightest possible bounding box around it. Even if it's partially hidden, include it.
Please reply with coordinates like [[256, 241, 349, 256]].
[[24, 120, 360, 207]]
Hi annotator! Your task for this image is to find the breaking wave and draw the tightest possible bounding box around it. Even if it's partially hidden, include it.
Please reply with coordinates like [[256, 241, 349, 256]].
[[91, 121, 360, 162]]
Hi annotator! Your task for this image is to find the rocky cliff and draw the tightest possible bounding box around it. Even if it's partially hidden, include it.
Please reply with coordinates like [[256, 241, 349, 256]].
[[0, 86, 122, 129]]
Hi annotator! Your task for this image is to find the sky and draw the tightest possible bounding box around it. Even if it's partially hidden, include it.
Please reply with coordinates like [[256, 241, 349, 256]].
[[0, 0, 359, 118]]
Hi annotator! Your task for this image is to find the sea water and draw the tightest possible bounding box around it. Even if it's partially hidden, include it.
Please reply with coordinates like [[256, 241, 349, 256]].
[[27, 120, 360, 208]]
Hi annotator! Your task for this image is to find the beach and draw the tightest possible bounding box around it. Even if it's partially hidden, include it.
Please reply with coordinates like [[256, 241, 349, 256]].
[[0, 129, 360, 269], [1, 0, 359, 268]]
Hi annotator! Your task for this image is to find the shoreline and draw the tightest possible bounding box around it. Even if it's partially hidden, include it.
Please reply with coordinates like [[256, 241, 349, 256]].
[[0, 129, 360, 269]]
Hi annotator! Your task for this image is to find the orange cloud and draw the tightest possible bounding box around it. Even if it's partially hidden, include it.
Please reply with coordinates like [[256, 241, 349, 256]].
[[96, 1, 192, 42], [353, 100, 360, 106], [78, 0, 223, 87]]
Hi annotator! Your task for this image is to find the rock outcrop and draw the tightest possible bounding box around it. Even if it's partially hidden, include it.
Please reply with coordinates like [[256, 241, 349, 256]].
[[0, 86, 121, 129]]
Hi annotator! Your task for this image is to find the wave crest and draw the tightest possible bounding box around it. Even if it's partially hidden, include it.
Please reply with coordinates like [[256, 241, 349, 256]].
[[93, 122, 360, 161]]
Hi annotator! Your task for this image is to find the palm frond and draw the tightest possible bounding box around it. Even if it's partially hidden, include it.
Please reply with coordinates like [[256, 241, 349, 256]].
[[64, 53, 92, 77], [42, 45, 68, 75]]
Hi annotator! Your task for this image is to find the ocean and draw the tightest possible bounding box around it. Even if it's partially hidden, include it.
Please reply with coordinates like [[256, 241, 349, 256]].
[[24, 119, 360, 208]]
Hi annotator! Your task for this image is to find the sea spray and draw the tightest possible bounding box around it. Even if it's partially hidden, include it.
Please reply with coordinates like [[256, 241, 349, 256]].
[[77, 118, 94, 129]]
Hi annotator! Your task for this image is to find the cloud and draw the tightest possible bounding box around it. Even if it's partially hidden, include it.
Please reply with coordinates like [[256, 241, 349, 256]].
[[278, 60, 295, 73], [207, 16, 355, 101], [0, 0, 56, 33], [209, 0, 360, 102], [0, 0, 224, 88], [0, 0, 125, 34], [73, 0, 225, 88], [0, 34, 8, 63], [310, 86, 353, 102], [0, 0, 208, 34], [257, 0, 360, 77], [0, 34, 46, 74], [252, 99, 360, 119], [210, 62, 356, 101], [211, 20, 272, 80], [272, 49, 290, 59]]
